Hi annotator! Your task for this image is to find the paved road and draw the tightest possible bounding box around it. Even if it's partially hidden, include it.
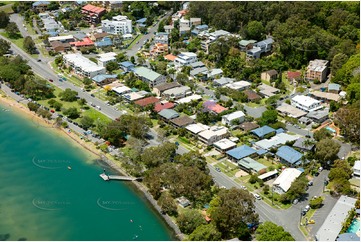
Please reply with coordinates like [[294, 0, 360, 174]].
[[208, 164, 306, 241]]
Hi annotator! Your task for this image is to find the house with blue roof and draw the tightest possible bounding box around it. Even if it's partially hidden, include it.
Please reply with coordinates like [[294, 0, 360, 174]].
[[95, 37, 113, 48], [226, 145, 257, 162], [120, 61, 135, 72], [251, 125, 276, 139], [92, 74, 117, 86], [276, 146, 303, 167]]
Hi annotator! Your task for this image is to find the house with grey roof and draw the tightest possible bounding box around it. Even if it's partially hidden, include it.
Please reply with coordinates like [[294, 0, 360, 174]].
[[293, 137, 315, 152], [239, 39, 257, 51], [162, 86, 192, 100], [133, 67, 166, 87], [152, 82, 181, 96], [261, 70, 278, 82], [213, 77, 235, 87], [238, 157, 267, 174], [328, 83, 341, 94], [306, 108, 329, 123], [158, 109, 180, 121]]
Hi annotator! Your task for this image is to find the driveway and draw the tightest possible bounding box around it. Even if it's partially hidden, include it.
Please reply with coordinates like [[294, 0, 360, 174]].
[[286, 124, 314, 137]]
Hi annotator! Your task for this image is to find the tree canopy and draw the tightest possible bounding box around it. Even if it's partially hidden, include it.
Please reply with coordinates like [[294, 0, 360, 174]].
[[255, 221, 295, 241]]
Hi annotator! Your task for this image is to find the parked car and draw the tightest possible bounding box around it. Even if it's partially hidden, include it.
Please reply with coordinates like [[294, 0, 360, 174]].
[[293, 199, 299, 204], [90, 94, 95, 97], [318, 167, 323, 172], [305, 205, 310, 212], [50, 109, 55, 113], [215, 167, 221, 172], [253, 193, 262, 200], [308, 181, 313, 186], [49, 79, 53, 82]]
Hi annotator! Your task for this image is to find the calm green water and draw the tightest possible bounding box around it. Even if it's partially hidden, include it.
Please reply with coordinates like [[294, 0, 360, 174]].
[[0, 104, 174, 241]]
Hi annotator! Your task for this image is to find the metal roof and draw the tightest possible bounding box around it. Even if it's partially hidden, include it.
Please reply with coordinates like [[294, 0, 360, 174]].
[[276, 146, 303, 164], [226, 145, 257, 160], [251, 125, 276, 138], [158, 109, 179, 120]]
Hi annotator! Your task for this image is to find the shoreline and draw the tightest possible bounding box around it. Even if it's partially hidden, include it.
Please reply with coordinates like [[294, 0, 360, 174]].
[[0, 94, 184, 241]]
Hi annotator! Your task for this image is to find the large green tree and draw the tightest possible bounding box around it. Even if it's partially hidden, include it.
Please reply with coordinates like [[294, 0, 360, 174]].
[[23, 36, 36, 54], [188, 224, 222, 241], [59, 88, 78, 102], [176, 209, 206, 234], [0, 11, 9, 28], [157, 191, 178, 216], [334, 103, 360, 144], [315, 139, 341, 165], [255, 221, 294, 241], [5, 22, 19, 38]]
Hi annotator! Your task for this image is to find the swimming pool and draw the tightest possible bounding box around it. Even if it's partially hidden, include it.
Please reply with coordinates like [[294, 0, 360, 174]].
[[325, 126, 336, 133], [347, 218, 360, 233]]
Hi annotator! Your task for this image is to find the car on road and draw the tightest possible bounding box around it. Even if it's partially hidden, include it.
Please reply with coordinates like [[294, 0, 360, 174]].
[[90, 94, 95, 97], [215, 167, 221, 172], [50, 109, 55, 113], [314, 172, 319, 177], [253, 193, 262, 200], [293, 199, 299, 204], [301, 209, 307, 216], [240, 185, 247, 190], [308, 181, 313, 186], [318, 167, 323, 172], [304, 205, 310, 212], [37, 59, 41, 62], [48, 79, 53, 82]]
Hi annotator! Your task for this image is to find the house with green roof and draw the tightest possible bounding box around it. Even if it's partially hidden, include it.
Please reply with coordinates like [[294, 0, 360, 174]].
[[158, 109, 179, 121], [133, 66, 166, 87], [238, 157, 267, 174]]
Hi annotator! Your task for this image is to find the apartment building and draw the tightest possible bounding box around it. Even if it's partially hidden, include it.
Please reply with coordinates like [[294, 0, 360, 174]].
[[305, 59, 329, 82], [154, 32, 169, 45], [81, 4, 106, 24], [96, 52, 117, 67], [291, 95, 322, 112], [101, 15, 132, 35], [174, 52, 198, 69], [63, 53, 106, 78]]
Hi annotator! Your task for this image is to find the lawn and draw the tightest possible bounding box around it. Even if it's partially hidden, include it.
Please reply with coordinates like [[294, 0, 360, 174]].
[[127, 34, 143, 50], [93, 88, 109, 102], [257, 158, 275, 167], [0, 2, 14, 13], [0, 32, 38, 58], [50, 61, 83, 87]]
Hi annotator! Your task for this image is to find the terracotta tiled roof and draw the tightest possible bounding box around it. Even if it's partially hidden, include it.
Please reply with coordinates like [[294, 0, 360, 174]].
[[134, 96, 160, 107], [164, 54, 177, 61], [154, 102, 175, 112], [82, 4, 106, 14], [287, 71, 301, 80]]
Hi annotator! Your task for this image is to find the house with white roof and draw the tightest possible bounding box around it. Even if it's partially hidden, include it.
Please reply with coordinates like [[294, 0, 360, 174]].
[[162, 86, 192, 100], [254, 133, 300, 151], [101, 15, 132, 35], [63, 53, 106, 78], [198, 126, 229, 145], [112, 86, 132, 95], [175, 94, 202, 104], [174, 52, 198, 69], [353, 160, 360, 179], [97, 52, 117, 67], [185, 123, 210, 135], [291, 95, 322, 112], [225, 81, 251, 91], [213, 138, 237, 153], [222, 111, 245, 126], [273, 168, 302, 194]]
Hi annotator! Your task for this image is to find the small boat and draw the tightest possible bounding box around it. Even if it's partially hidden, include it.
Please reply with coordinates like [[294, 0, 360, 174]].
[[67, 166, 72, 170]]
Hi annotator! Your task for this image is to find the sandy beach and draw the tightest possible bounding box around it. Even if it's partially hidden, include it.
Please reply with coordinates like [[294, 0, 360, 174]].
[[0, 93, 184, 239]]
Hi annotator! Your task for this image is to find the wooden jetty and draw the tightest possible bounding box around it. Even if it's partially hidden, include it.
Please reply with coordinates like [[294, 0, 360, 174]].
[[99, 172, 140, 181]]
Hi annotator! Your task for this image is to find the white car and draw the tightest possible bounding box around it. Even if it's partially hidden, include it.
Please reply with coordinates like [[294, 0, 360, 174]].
[[253, 193, 262, 200]]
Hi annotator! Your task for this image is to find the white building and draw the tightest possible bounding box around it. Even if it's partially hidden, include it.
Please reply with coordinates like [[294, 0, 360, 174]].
[[186, 123, 210, 135], [48, 35, 74, 43], [225, 81, 251, 91], [97, 52, 117, 67], [353, 160, 360, 178], [213, 138, 237, 153], [291, 95, 322, 112], [162, 86, 192, 100], [154, 32, 169, 44], [198, 126, 229, 145], [174, 52, 198, 69], [112, 86, 132, 95], [63, 53, 106, 78], [221, 111, 245, 126], [101, 15, 132, 35], [273, 168, 302, 194]]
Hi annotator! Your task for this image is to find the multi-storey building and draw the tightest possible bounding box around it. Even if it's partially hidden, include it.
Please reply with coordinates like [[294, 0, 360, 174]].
[[63, 53, 106, 78], [305, 59, 329, 82], [174, 52, 198, 69], [291, 95, 322, 112], [101, 15, 132, 35], [81, 4, 106, 24]]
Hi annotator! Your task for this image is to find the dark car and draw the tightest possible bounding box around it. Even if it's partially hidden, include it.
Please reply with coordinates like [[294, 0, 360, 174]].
[[215, 167, 221, 172], [314, 172, 319, 177], [37, 59, 41, 62], [90, 94, 95, 97], [49, 79, 53, 82]]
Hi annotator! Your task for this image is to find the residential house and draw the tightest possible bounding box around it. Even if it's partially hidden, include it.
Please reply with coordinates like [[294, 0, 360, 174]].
[[164, 25, 174, 34], [112, 86, 132, 95], [213, 138, 237, 153], [179, 26, 190, 35], [287, 71, 302, 83], [162, 86, 191, 100], [277, 103, 307, 119], [48, 35, 74, 43], [239, 40, 257, 51], [176, 94, 202, 104], [135, 18, 147, 27], [95, 37, 113, 48], [133, 67, 167, 87], [293, 137, 315, 152], [123, 92, 144, 102], [190, 18, 201, 26], [190, 67, 208, 79], [170, 116, 195, 128], [225, 81, 251, 91], [154, 32, 169, 44], [291, 95, 322, 112], [63, 53, 106, 78], [101, 15, 132, 35], [254, 133, 300, 151], [179, 18, 190, 28], [306, 108, 329, 123], [32, 1, 50, 13], [251, 125, 276, 139], [213, 77, 235, 87], [174, 52, 198, 69], [152, 82, 181, 97], [200, 30, 230, 53], [328, 83, 341, 94], [258, 83, 280, 98], [119, 61, 134, 73], [246, 37, 274, 59], [134, 96, 160, 108], [149, 43, 168, 57], [353, 160, 360, 178], [309, 90, 341, 103], [186, 123, 210, 135], [222, 111, 245, 126], [273, 168, 302, 194], [226, 145, 257, 162], [276, 146, 303, 167], [261, 70, 278, 82], [189, 61, 205, 69], [315, 196, 357, 241], [238, 157, 266, 174], [246, 47, 262, 59], [203, 101, 228, 114], [81, 4, 106, 24], [243, 89, 261, 102], [305, 59, 329, 82], [258, 170, 278, 181], [96, 52, 117, 67], [73, 32, 87, 41], [195, 24, 208, 31], [176, 196, 191, 208], [70, 37, 95, 50], [154, 102, 175, 113], [207, 68, 223, 80], [198, 126, 229, 145], [158, 109, 179, 121], [92, 74, 117, 86], [240, 122, 259, 132], [92, 32, 109, 41], [50, 41, 71, 53], [164, 54, 177, 62]]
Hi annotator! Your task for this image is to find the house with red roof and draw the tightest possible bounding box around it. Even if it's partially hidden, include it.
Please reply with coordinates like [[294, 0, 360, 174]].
[[164, 54, 177, 62], [154, 102, 175, 113], [82, 4, 106, 24], [70, 37, 94, 49], [203, 101, 228, 114], [287, 71, 302, 83], [134, 96, 160, 107]]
